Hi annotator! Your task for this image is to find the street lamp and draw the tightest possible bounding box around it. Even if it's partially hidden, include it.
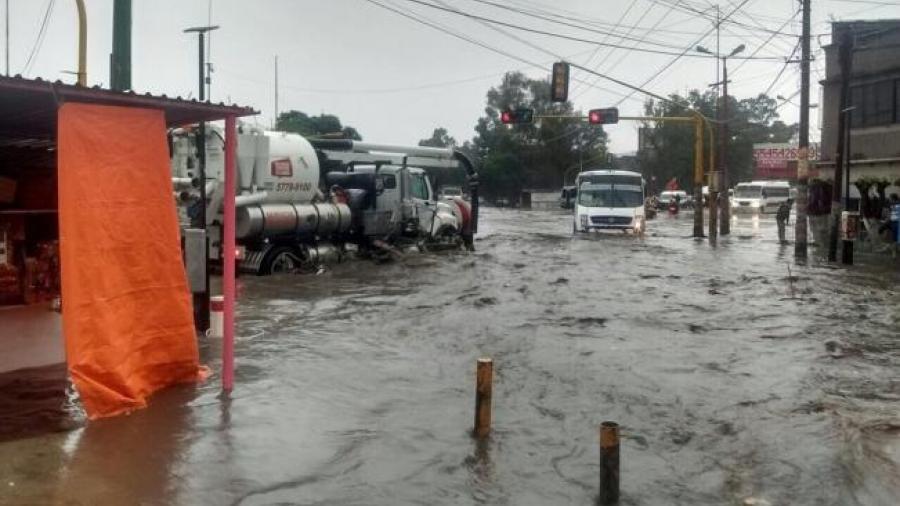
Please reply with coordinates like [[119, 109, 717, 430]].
[[183, 24, 219, 333], [696, 43, 744, 237]]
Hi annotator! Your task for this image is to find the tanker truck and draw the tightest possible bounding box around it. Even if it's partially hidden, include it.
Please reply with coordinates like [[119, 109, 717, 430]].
[[170, 125, 478, 275]]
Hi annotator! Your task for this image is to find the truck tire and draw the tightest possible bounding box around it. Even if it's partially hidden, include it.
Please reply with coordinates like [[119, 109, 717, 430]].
[[259, 246, 302, 275]]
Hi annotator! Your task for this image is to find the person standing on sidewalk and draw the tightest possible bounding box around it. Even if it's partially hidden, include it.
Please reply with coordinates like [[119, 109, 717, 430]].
[[777, 199, 793, 244]]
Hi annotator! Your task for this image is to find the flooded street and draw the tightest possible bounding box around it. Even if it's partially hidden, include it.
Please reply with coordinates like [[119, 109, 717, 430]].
[[2, 208, 900, 505]]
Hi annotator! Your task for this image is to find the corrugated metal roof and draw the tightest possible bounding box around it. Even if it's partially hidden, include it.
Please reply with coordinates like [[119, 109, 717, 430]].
[[0, 74, 257, 144]]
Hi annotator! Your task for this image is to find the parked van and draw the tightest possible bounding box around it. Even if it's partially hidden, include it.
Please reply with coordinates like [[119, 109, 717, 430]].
[[732, 180, 792, 213], [573, 170, 645, 234]]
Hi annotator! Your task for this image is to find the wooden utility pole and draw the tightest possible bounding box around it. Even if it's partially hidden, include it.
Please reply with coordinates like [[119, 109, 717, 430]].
[[794, 0, 811, 259], [828, 30, 853, 262]]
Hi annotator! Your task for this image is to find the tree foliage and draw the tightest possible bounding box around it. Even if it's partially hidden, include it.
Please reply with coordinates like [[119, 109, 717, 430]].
[[275, 110, 363, 140], [419, 127, 457, 148], [469, 72, 608, 201], [639, 90, 797, 190]]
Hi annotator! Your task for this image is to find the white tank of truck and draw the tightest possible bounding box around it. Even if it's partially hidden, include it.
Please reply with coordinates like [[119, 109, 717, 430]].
[[255, 131, 320, 203]]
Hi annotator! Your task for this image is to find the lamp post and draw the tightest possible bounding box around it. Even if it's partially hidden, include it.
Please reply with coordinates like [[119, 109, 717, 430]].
[[697, 43, 744, 238], [184, 24, 219, 333]]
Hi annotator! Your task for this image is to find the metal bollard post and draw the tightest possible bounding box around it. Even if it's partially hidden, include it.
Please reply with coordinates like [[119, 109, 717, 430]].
[[599, 421, 620, 505], [474, 358, 493, 438]]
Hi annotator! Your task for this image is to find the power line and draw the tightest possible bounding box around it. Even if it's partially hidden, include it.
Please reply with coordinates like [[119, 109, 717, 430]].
[[362, 0, 641, 102], [507, 0, 772, 38], [729, 8, 801, 77], [574, 0, 680, 101], [413, 0, 679, 105], [567, 0, 641, 97], [647, 0, 797, 37], [829, 0, 899, 6], [462, 0, 681, 54], [22, 0, 55, 76], [613, 0, 753, 107], [395, 0, 785, 60], [762, 40, 800, 97]]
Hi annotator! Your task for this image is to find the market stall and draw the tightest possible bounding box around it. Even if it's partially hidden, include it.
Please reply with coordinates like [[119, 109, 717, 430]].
[[0, 75, 253, 417]]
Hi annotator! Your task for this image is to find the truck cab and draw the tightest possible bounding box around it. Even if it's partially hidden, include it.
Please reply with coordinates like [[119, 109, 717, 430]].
[[325, 165, 466, 246]]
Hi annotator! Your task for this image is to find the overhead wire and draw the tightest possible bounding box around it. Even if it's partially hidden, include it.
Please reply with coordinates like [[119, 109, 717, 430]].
[[419, 0, 680, 105], [369, 0, 659, 102], [22, 0, 56, 76], [395, 0, 785, 60], [460, 0, 680, 53], [612, 0, 754, 107], [647, 0, 798, 37], [716, 0, 800, 55], [729, 7, 801, 77], [761, 39, 800, 98], [573, 0, 681, 101], [567, 0, 641, 97]]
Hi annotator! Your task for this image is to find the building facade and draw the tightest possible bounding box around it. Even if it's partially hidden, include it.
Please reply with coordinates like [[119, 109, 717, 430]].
[[820, 20, 900, 195]]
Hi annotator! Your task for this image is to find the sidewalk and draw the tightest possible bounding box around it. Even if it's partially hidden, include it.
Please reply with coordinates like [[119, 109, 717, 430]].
[[0, 304, 63, 373]]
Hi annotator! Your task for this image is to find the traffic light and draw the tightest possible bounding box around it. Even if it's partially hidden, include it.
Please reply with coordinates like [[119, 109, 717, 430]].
[[500, 108, 535, 125], [588, 108, 619, 125], [551, 61, 570, 103]]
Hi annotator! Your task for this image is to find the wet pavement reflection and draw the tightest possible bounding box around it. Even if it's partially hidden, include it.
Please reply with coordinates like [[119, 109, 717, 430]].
[[1, 208, 899, 505]]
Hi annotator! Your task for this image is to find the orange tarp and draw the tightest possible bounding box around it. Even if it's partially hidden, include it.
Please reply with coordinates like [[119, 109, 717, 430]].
[[58, 103, 202, 419]]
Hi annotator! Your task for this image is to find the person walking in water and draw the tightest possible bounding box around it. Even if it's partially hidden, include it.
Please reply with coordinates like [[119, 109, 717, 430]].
[[776, 199, 792, 244]]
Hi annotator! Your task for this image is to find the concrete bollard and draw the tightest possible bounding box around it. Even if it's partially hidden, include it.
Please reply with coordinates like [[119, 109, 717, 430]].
[[210, 295, 224, 338], [474, 358, 493, 438], [599, 421, 620, 505]]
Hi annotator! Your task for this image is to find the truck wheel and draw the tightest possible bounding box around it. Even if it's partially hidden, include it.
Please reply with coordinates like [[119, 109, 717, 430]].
[[260, 246, 301, 275]]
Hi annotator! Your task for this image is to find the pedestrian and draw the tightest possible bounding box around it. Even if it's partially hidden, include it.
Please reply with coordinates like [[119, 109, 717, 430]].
[[776, 198, 792, 244]]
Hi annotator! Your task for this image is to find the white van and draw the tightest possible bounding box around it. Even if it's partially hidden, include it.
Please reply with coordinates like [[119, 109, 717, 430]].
[[732, 180, 792, 213], [573, 170, 645, 233]]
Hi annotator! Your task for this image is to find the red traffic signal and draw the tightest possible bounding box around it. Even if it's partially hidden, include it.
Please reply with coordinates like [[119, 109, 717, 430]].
[[588, 108, 619, 125], [500, 108, 535, 125]]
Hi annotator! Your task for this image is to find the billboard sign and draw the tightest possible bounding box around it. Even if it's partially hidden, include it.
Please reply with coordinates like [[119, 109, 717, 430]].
[[753, 142, 820, 179]]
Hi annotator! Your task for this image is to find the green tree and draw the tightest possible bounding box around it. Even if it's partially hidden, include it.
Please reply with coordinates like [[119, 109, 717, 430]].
[[419, 127, 457, 148], [275, 110, 363, 140], [639, 90, 797, 191], [470, 72, 607, 201], [418, 127, 462, 191]]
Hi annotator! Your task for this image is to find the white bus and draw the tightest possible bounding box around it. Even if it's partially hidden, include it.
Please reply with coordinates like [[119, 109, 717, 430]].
[[732, 180, 792, 213], [573, 170, 645, 234]]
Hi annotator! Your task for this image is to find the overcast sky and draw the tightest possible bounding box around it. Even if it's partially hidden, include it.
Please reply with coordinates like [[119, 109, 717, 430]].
[[5, 0, 900, 153]]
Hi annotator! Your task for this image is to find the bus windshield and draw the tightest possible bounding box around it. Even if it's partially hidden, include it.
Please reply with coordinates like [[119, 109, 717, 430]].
[[577, 178, 643, 208], [735, 185, 762, 199]]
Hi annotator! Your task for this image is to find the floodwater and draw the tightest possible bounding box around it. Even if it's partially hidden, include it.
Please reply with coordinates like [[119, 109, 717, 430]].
[[2, 208, 900, 505]]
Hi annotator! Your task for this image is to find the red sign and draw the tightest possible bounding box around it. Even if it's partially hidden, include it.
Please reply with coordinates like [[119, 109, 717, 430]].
[[753, 143, 819, 180], [271, 158, 293, 177]]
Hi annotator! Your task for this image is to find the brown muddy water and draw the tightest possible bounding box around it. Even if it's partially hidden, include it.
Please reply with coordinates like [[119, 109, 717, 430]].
[[1, 208, 899, 505]]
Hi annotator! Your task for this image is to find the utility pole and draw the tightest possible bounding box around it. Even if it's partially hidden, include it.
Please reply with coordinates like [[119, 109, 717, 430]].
[[719, 59, 731, 235], [110, 0, 131, 91], [184, 25, 219, 332], [794, 0, 811, 260], [842, 107, 854, 264], [5, 0, 9, 76], [693, 115, 705, 238], [829, 30, 853, 262], [274, 55, 279, 128]]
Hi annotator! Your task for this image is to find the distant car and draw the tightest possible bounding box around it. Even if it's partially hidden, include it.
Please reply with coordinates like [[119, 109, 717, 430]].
[[658, 190, 688, 209], [438, 186, 464, 200]]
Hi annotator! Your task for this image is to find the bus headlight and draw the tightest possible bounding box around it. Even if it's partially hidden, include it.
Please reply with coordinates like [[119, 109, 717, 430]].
[[580, 214, 588, 228]]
